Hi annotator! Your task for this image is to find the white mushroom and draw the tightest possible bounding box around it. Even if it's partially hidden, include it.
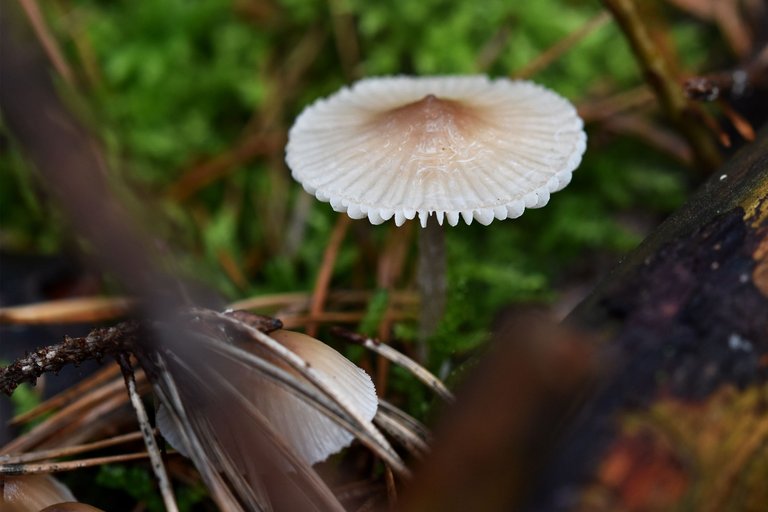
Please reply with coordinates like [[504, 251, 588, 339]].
[[286, 75, 586, 228], [255, 329, 378, 465], [158, 329, 377, 466], [286, 75, 586, 352]]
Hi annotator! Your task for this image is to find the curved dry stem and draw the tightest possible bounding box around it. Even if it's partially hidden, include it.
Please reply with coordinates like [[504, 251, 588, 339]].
[[332, 327, 454, 403]]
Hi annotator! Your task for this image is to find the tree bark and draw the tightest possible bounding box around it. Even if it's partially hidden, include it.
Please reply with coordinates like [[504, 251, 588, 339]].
[[403, 126, 768, 512]]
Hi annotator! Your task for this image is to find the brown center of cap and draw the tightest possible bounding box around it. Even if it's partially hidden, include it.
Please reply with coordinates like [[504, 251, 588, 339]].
[[371, 93, 485, 142]]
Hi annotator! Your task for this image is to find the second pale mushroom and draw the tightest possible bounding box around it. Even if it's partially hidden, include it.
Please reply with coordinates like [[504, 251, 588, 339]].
[[286, 75, 587, 351]]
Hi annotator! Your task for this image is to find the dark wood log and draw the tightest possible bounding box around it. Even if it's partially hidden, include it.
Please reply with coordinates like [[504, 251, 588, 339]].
[[403, 127, 768, 512], [537, 126, 768, 512]]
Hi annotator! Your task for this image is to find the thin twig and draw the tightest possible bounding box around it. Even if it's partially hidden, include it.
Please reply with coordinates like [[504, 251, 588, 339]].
[[116, 353, 179, 512], [665, 0, 759, 44], [2, 374, 134, 454], [513, 10, 612, 79], [307, 215, 352, 337], [17, 0, 76, 85], [375, 223, 415, 396], [576, 85, 655, 123], [0, 452, 154, 475], [332, 328, 454, 403], [3, 380, 143, 456], [602, 113, 694, 164], [11, 364, 121, 426], [474, 21, 514, 72], [216, 249, 249, 292], [373, 409, 429, 458], [377, 399, 431, 443], [168, 133, 283, 201], [327, 0, 361, 80], [0, 431, 145, 464], [688, 73, 766, 105], [221, 309, 284, 333], [684, 46, 768, 102], [718, 99, 756, 141]]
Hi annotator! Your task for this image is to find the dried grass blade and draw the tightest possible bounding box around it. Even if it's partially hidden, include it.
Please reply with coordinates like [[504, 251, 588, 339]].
[[513, 10, 612, 79], [307, 215, 352, 337], [332, 328, 454, 403], [373, 409, 429, 458], [0, 452, 151, 475], [11, 364, 121, 426], [0, 297, 134, 325], [2, 377, 128, 454], [377, 400, 431, 444], [0, 431, 144, 464], [116, 353, 178, 512]]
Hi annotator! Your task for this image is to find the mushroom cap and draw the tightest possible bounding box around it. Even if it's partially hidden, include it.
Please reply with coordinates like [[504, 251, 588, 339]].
[[157, 329, 378, 467], [257, 329, 378, 465], [286, 75, 587, 227]]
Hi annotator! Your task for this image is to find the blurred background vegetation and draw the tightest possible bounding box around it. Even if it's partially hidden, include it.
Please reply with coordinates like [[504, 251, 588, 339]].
[[2, 0, 716, 335], [2, 0, 758, 507]]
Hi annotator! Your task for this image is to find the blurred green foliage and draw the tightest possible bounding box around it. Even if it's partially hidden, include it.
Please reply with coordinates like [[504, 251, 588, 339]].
[[7, 381, 42, 422], [1, 1, 710, 374], [0, 0, 725, 508]]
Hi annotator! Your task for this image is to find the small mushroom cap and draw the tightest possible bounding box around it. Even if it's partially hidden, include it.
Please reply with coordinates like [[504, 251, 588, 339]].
[[158, 329, 377, 467], [286, 75, 586, 227], [257, 329, 378, 465]]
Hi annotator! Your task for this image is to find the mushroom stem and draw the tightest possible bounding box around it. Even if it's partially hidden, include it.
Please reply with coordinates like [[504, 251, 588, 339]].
[[417, 215, 446, 359]]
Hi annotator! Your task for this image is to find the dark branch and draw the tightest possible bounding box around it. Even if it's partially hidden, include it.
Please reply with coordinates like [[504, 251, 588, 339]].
[[0, 322, 144, 395], [0, 309, 283, 396], [685, 48, 768, 101]]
